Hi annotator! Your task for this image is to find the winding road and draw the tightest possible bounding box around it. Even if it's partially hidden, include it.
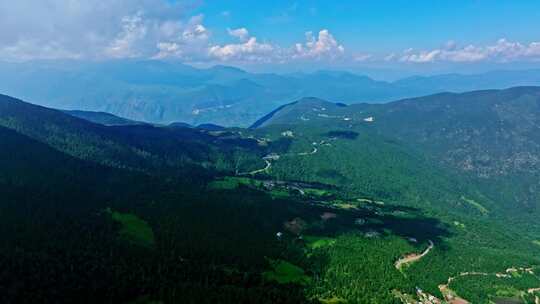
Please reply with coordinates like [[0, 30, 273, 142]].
[[238, 159, 272, 176], [297, 146, 318, 156], [437, 267, 539, 304], [395, 240, 434, 270], [237, 141, 321, 176]]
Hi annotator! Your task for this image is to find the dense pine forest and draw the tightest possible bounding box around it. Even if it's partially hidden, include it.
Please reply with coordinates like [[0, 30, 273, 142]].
[[2, 90, 540, 304]]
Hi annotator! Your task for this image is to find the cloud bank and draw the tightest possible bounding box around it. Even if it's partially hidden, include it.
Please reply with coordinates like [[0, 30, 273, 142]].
[[399, 39, 540, 63], [1, 1, 539, 66]]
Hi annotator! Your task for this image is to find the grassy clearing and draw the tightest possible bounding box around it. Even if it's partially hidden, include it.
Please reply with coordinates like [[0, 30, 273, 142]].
[[262, 259, 311, 285], [127, 295, 164, 304], [106, 208, 155, 248], [461, 196, 489, 214], [453, 221, 466, 229], [357, 198, 385, 206], [494, 286, 521, 298], [269, 189, 291, 198], [304, 235, 336, 250], [208, 176, 261, 190], [318, 296, 348, 304], [304, 188, 331, 197], [330, 200, 358, 210]]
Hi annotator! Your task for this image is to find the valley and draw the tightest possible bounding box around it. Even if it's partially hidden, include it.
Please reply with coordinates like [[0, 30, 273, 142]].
[[3, 61, 540, 127], [2, 88, 540, 303], [4, 2, 540, 303]]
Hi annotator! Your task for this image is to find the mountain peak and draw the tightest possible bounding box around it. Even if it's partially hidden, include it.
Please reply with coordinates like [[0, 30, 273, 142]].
[[250, 97, 345, 128]]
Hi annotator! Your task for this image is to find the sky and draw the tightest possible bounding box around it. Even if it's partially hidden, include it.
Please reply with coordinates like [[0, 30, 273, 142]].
[[2, 0, 540, 75]]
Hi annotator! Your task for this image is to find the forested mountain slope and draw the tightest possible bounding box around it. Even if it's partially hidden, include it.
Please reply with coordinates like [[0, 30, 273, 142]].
[[3, 91, 540, 304], [0, 125, 318, 303], [0, 94, 265, 176], [63, 110, 147, 126], [252, 87, 540, 231]]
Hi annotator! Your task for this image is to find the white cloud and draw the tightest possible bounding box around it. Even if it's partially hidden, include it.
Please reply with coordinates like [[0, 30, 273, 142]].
[[151, 15, 211, 60], [105, 11, 147, 58], [353, 54, 373, 62], [0, 0, 194, 61], [399, 39, 540, 63], [384, 53, 397, 62], [2, 2, 540, 67], [293, 29, 344, 60], [208, 37, 274, 62], [207, 28, 346, 63], [227, 28, 249, 42]]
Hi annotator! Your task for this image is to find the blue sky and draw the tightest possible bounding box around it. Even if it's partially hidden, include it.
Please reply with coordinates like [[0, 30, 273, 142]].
[[1, 0, 540, 75], [197, 0, 540, 52]]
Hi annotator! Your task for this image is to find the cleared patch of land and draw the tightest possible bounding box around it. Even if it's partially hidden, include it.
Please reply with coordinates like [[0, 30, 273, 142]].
[[208, 176, 261, 190], [461, 196, 489, 215], [395, 240, 434, 270], [106, 208, 155, 248], [262, 259, 311, 285], [304, 235, 336, 250], [318, 296, 348, 304]]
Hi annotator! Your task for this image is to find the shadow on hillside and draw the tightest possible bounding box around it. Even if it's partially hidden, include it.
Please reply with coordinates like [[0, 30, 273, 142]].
[[284, 197, 451, 249], [324, 130, 359, 140]]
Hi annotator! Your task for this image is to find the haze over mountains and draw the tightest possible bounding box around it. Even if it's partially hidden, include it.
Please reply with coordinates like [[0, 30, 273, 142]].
[[2, 60, 540, 127]]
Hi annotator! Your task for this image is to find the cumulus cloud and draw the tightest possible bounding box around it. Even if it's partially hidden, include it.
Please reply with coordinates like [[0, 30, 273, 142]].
[[0, 1, 347, 64], [2, 2, 540, 67], [105, 11, 148, 58], [399, 39, 540, 63], [152, 15, 210, 60], [0, 0, 195, 61], [227, 28, 249, 42], [353, 54, 373, 62], [208, 36, 274, 62], [293, 29, 345, 60], [206, 28, 345, 63]]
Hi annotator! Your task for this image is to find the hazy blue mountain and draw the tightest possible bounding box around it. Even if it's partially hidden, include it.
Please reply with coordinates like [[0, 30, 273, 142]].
[[63, 110, 146, 126], [2, 60, 540, 127], [394, 69, 540, 93]]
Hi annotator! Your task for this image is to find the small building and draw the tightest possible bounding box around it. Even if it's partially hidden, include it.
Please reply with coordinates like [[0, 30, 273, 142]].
[[281, 130, 294, 137], [355, 218, 366, 225], [408, 237, 418, 243], [263, 153, 280, 161]]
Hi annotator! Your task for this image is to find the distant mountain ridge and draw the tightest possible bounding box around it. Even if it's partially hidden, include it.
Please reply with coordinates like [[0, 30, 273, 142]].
[[2, 60, 540, 127], [63, 110, 146, 126], [0, 93, 265, 176]]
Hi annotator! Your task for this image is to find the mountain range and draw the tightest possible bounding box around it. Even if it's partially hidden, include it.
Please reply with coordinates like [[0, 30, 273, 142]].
[[2, 60, 540, 127], [2, 87, 540, 303], [252, 87, 540, 225]]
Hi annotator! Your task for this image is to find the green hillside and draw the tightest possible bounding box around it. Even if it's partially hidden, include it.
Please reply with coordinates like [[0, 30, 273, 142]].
[[0, 94, 265, 177], [253, 87, 540, 231], [2, 91, 540, 304], [63, 110, 147, 126]]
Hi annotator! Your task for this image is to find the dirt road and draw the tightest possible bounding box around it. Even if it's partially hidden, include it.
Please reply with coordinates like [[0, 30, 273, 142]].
[[395, 240, 434, 270]]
